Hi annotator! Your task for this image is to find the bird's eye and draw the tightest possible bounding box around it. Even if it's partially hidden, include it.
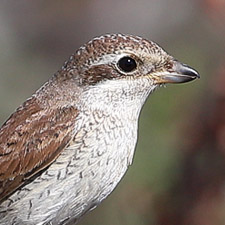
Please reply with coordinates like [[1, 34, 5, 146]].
[[117, 56, 137, 73]]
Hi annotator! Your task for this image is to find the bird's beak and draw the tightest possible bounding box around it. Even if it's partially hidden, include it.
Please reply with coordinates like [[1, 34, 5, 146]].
[[153, 61, 200, 84]]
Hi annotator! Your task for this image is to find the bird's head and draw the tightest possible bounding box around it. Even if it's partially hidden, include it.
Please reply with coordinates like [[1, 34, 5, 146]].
[[60, 34, 199, 111]]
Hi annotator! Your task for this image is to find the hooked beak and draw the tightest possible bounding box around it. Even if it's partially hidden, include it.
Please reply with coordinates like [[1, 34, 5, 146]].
[[153, 61, 200, 84]]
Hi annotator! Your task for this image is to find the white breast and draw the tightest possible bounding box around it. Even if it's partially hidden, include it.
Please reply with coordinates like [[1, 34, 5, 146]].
[[0, 77, 156, 224]]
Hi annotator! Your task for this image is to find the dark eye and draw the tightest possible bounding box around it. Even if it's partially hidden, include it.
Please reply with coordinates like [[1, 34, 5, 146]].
[[117, 56, 137, 73]]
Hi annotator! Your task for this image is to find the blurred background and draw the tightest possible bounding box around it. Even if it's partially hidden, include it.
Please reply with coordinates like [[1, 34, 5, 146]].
[[0, 0, 225, 224]]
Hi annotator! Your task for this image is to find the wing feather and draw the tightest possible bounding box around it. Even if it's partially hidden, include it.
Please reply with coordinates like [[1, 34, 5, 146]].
[[0, 97, 78, 202]]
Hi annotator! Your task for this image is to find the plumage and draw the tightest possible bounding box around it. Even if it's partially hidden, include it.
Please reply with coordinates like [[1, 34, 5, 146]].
[[0, 96, 78, 202], [0, 34, 199, 224]]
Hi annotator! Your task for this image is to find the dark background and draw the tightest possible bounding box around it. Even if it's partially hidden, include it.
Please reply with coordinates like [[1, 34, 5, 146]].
[[0, 1, 225, 224]]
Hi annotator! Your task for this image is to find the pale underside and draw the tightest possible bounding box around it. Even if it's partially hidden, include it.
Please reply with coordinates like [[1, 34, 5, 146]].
[[0, 78, 156, 224]]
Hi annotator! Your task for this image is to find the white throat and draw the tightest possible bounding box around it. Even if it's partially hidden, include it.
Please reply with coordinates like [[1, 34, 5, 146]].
[[79, 77, 156, 116]]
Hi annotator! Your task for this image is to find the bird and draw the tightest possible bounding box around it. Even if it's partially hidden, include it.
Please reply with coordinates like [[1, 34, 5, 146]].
[[0, 33, 199, 225]]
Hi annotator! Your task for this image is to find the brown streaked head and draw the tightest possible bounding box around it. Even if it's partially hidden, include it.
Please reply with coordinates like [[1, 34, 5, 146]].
[[61, 33, 199, 86]]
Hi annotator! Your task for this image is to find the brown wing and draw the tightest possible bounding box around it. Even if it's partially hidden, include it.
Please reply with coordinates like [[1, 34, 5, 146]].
[[0, 97, 78, 202]]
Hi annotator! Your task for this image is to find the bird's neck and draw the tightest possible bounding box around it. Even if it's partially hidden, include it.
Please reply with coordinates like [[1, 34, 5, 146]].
[[78, 78, 156, 117]]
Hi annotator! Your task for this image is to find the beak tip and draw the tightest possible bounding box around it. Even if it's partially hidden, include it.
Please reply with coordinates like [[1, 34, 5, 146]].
[[177, 63, 200, 80]]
